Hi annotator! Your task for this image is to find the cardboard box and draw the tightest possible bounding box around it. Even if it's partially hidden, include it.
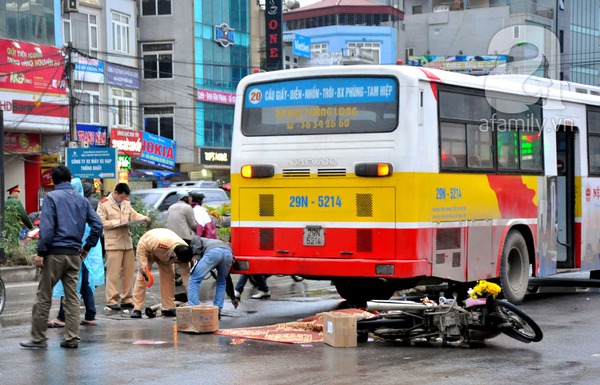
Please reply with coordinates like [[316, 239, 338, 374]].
[[322, 312, 357, 347], [176, 305, 219, 333]]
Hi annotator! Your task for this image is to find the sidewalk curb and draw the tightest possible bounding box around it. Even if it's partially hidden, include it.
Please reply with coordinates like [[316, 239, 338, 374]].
[[0, 266, 38, 283]]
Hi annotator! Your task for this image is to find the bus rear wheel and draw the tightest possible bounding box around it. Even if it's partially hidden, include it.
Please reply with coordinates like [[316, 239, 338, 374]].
[[499, 230, 530, 304], [334, 278, 405, 307]]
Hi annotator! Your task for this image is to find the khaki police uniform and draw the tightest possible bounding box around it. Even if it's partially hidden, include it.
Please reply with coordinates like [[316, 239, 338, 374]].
[[97, 194, 148, 307], [132, 228, 187, 311]]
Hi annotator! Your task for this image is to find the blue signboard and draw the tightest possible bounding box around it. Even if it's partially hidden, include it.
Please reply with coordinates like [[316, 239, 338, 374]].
[[245, 77, 397, 108], [66, 148, 117, 179], [293, 34, 311, 58], [74, 58, 105, 83], [106, 62, 140, 89], [138, 131, 176, 169], [76, 124, 107, 147]]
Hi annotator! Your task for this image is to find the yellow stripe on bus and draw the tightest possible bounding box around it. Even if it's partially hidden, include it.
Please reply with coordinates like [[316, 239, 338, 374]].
[[232, 173, 542, 223]]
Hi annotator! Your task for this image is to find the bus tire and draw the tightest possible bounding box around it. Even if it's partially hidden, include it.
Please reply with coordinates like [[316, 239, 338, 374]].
[[334, 278, 400, 307], [499, 230, 530, 304]]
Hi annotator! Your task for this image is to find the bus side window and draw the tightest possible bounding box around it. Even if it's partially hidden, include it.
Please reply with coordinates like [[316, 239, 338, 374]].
[[468, 155, 481, 167], [443, 155, 457, 167]]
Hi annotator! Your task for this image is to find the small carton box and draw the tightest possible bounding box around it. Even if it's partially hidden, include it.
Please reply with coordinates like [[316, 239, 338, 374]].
[[176, 305, 219, 333], [322, 312, 357, 347]]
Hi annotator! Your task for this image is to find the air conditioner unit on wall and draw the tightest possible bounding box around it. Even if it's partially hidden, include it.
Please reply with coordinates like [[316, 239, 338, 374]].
[[63, 0, 79, 13]]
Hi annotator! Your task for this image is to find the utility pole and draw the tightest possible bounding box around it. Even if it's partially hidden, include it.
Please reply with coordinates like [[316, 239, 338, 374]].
[[66, 42, 78, 149]]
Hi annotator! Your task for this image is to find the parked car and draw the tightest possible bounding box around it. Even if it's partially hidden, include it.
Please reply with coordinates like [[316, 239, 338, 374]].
[[130, 187, 230, 226], [169, 181, 218, 188]]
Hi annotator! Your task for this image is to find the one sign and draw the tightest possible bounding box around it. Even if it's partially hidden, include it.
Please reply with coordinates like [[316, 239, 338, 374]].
[[76, 124, 107, 147], [214, 23, 235, 47], [106, 62, 140, 89], [66, 147, 117, 179], [200, 147, 231, 166], [110, 128, 142, 156], [3, 132, 41, 154], [74, 57, 105, 83], [293, 34, 311, 58], [197, 88, 236, 105], [138, 131, 176, 169], [265, 0, 282, 71]]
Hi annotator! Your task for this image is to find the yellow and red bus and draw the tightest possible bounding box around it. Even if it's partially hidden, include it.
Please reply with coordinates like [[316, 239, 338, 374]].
[[230, 65, 600, 304]]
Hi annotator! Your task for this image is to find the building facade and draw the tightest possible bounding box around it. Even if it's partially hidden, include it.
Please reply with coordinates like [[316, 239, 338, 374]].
[[283, 0, 404, 67], [402, 0, 600, 86]]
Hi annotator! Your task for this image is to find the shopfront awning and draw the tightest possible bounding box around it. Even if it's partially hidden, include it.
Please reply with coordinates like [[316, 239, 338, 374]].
[[130, 169, 180, 178]]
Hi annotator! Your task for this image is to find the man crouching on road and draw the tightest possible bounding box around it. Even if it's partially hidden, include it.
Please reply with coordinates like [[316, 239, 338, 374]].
[[130, 228, 193, 318], [187, 235, 234, 318]]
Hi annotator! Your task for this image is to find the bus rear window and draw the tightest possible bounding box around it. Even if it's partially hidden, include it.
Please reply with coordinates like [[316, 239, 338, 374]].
[[241, 77, 398, 136]]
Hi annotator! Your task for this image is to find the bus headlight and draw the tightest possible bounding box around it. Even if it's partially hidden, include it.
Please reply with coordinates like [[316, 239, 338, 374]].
[[355, 163, 393, 177], [241, 164, 275, 178]]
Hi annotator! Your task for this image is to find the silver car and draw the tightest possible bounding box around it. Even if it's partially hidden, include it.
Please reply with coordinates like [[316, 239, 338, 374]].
[[130, 187, 230, 226]]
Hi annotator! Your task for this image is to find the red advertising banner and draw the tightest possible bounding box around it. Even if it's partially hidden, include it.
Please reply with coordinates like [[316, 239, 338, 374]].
[[0, 39, 66, 95], [110, 128, 143, 156], [3, 132, 41, 154]]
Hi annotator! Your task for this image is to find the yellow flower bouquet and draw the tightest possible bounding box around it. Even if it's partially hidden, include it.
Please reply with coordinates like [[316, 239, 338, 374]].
[[468, 280, 502, 299]]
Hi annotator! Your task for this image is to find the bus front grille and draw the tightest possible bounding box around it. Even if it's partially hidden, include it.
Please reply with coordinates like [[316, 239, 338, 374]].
[[282, 169, 310, 177], [317, 168, 347, 177]]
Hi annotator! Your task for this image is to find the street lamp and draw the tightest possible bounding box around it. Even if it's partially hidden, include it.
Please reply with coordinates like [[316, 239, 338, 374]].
[[492, 40, 528, 75]]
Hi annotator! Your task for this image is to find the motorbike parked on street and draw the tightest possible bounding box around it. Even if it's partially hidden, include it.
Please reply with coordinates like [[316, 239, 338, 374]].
[[357, 294, 543, 346], [0, 273, 5, 315]]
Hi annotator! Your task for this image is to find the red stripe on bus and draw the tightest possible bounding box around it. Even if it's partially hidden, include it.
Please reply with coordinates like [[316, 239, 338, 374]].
[[487, 175, 538, 218], [417, 68, 441, 100]]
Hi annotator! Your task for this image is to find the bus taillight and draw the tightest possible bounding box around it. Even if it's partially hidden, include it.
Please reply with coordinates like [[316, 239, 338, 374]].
[[355, 163, 393, 177], [241, 164, 275, 178]]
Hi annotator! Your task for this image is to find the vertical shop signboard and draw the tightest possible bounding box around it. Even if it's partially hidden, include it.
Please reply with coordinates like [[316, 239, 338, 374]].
[[265, 0, 282, 71]]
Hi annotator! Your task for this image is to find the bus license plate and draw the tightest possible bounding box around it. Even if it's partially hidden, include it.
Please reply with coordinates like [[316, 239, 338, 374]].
[[303, 226, 324, 246]]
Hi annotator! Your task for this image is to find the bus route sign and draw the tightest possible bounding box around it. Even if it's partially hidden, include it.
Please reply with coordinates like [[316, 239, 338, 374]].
[[66, 147, 117, 179]]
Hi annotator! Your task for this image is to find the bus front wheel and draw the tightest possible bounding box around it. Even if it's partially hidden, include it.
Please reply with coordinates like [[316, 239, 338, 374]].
[[499, 230, 530, 304]]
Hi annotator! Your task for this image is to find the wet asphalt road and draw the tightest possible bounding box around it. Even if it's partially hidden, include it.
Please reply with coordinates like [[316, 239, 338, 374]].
[[1, 274, 599, 385]]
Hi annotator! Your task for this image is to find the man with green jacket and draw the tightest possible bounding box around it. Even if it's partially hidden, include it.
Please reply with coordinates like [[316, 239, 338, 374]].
[[5, 185, 33, 230]]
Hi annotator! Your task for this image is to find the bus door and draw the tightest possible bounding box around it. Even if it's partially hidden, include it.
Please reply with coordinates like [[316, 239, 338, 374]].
[[556, 126, 577, 268]]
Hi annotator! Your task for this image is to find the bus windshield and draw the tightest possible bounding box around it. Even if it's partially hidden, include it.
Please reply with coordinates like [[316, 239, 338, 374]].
[[241, 76, 399, 136]]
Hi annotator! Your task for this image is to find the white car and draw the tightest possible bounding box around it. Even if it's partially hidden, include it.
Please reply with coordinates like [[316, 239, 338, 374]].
[[130, 187, 230, 226], [169, 180, 219, 188]]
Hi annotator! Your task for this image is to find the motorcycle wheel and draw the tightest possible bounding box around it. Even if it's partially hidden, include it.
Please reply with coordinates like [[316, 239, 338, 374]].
[[0, 277, 5, 315], [492, 300, 543, 343]]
